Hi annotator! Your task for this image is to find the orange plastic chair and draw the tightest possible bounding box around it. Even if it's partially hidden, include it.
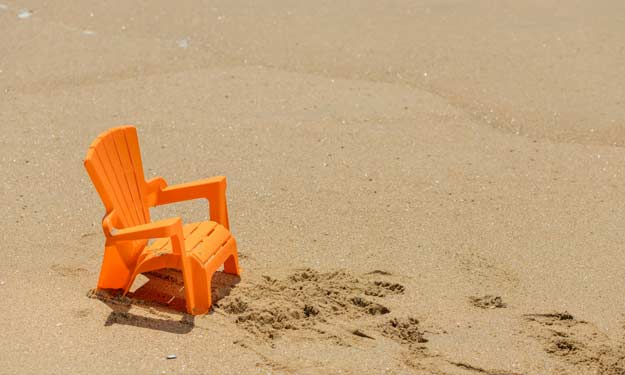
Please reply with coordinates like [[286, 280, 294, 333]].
[[84, 125, 241, 315]]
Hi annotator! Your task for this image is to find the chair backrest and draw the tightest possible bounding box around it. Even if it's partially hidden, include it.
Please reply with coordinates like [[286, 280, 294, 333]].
[[84, 126, 150, 229]]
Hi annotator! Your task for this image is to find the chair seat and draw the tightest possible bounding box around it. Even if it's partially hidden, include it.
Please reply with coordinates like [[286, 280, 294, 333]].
[[143, 221, 232, 264]]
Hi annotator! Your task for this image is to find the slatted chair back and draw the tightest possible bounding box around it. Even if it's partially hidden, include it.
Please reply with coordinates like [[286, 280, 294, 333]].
[[84, 126, 150, 229]]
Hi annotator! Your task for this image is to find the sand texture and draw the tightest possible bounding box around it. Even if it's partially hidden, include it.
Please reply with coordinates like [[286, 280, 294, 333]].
[[2, 1, 625, 374]]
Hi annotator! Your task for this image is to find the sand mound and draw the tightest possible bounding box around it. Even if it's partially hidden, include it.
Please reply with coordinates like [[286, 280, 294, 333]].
[[214, 268, 405, 340]]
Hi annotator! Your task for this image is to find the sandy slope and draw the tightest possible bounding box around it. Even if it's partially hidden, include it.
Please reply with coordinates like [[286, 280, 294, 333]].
[[1, 1, 625, 374]]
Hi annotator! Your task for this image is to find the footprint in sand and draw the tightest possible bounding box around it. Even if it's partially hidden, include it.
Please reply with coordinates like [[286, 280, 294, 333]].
[[469, 295, 507, 309], [523, 312, 625, 374], [380, 317, 428, 344], [365, 281, 406, 297]]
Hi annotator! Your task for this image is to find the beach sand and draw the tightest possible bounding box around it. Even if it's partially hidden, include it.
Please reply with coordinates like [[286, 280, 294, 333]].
[[1, 1, 625, 373]]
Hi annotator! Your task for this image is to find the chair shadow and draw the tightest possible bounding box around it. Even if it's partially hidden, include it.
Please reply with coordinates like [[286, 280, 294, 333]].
[[89, 269, 240, 334]]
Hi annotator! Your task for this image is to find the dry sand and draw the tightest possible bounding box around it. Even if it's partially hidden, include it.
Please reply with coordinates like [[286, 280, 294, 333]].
[[2, 1, 625, 374]]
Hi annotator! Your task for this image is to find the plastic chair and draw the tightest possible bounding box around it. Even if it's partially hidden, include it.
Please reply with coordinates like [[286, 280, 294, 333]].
[[84, 126, 241, 315]]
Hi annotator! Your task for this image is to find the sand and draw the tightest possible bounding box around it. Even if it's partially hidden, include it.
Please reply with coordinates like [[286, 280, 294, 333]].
[[1, 0, 625, 373]]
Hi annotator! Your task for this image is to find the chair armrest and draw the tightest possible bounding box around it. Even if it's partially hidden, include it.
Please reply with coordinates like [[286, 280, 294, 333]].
[[105, 218, 185, 256], [155, 176, 230, 229], [101, 210, 116, 238], [109, 217, 183, 242]]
